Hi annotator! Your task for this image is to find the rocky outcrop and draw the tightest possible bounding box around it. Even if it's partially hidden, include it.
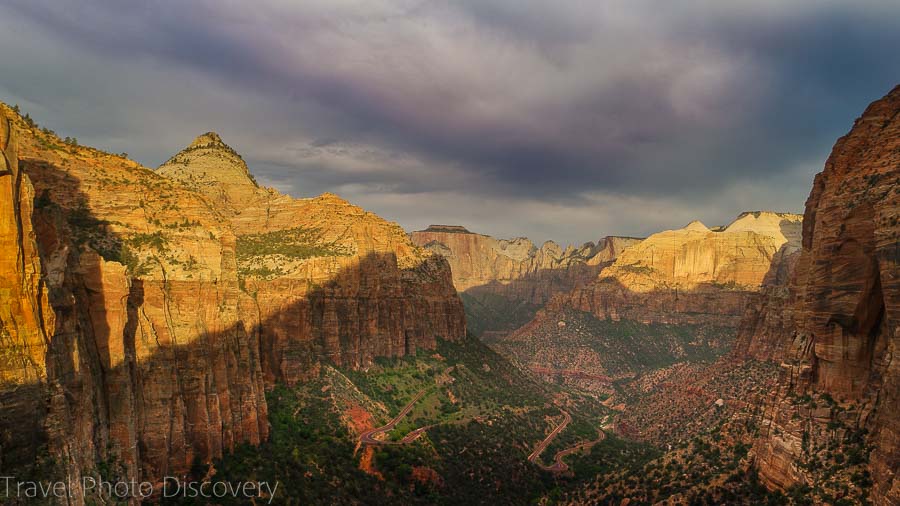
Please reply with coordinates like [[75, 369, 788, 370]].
[[560, 211, 802, 326], [754, 86, 900, 505], [0, 105, 464, 496], [157, 131, 261, 212], [411, 225, 641, 305], [732, 285, 794, 362]]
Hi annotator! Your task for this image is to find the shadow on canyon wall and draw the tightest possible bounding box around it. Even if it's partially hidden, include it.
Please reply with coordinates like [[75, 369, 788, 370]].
[[0, 161, 461, 487], [459, 261, 612, 341]]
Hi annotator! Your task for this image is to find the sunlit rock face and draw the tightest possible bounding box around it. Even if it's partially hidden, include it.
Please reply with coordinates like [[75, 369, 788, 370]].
[[0, 108, 55, 471], [411, 225, 641, 305], [754, 85, 900, 505], [557, 212, 802, 327], [0, 103, 465, 494]]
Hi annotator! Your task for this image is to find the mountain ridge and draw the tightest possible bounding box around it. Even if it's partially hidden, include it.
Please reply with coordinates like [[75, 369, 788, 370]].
[[0, 101, 465, 494]]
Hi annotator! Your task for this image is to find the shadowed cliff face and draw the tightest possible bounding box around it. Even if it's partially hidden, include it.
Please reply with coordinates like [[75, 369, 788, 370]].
[[754, 85, 900, 504], [0, 105, 464, 498], [411, 226, 641, 303], [411, 226, 641, 338]]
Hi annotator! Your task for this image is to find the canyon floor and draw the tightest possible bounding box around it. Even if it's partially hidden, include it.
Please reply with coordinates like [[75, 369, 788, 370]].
[[186, 336, 786, 505]]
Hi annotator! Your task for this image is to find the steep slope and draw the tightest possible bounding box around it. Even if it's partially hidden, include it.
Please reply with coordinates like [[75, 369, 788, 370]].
[[0, 104, 465, 496], [754, 85, 900, 505], [0, 112, 55, 468], [493, 307, 735, 395]]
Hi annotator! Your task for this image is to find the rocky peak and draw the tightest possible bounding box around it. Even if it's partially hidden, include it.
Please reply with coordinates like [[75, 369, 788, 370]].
[[157, 131, 261, 209], [723, 211, 803, 249], [188, 131, 227, 149], [683, 220, 710, 232]]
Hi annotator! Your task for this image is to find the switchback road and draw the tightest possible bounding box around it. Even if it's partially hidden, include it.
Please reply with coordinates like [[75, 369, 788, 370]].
[[527, 409, 571, 468], [529, 410, 606, 473], [359, 390, 428, 446]]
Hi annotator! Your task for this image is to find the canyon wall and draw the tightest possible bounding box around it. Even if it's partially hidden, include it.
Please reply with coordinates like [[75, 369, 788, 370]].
[[0, 107, 465, 494], [753, 86, 899, 505], [491, 212, 801, 394], [411, 225, 641, 305], [559, 212, 802, 326], [0, 111, 54, 470]]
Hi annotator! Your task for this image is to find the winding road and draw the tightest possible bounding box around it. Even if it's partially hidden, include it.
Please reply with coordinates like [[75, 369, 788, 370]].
[[544, 431, 606, 472], [528, 409, 571, 469], [528, 409, 606, 472], [359, 390, 428, 446]]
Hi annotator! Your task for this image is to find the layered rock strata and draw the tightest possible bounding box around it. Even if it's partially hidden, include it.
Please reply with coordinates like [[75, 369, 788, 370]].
[[0, 111, 54, 469], [559, 211, 802, 326], [411, 225, 641, 305]]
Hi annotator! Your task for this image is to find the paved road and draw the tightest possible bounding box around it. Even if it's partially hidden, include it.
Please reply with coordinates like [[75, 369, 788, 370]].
[[529, 409, 606, 473], [544, 430, 606, 472], [359, 390, 427, 446], [527, 409, 571, 468]]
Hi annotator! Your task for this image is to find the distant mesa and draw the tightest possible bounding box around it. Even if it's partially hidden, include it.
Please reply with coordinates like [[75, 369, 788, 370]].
[[411, 225, 642, 311], [422, 225, 473, 234]]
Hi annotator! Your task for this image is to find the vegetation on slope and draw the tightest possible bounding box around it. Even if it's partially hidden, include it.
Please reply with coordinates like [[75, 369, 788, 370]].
[[234, 226, 352, 279], [188, 338, 623, 505]]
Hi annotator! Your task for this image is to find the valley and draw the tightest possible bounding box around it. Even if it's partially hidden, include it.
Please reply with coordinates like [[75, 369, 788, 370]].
[[0, 82, 897, 505]]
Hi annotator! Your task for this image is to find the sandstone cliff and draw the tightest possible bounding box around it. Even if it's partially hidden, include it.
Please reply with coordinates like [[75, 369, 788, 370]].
[[410, 225, 641, 304], [0, 111, 54, 469], [0, 106, 465, 496], [754, 86, 900, 505], [560, 211, 802, 326], [410, 226, 640, 340]]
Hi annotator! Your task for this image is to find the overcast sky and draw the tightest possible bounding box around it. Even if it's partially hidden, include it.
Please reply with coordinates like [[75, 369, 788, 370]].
[[1, 1, 898, 244]]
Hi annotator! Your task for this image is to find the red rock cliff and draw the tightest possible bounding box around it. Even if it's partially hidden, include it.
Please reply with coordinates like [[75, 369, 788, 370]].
[[0, 109, 55, 470], [754, 86, 900, 505]]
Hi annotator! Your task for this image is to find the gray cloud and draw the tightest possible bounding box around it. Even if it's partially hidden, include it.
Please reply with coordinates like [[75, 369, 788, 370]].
[[0, 0, 898, 243]]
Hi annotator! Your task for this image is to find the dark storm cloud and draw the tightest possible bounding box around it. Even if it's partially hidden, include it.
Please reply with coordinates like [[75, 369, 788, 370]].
[[0, 0, 898, 242]]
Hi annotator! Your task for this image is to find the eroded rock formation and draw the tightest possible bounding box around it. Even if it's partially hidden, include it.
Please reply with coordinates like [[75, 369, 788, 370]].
[[410, 225, 641, 304], [0, 107, 464, 495], [754, 86, 899, 505]]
